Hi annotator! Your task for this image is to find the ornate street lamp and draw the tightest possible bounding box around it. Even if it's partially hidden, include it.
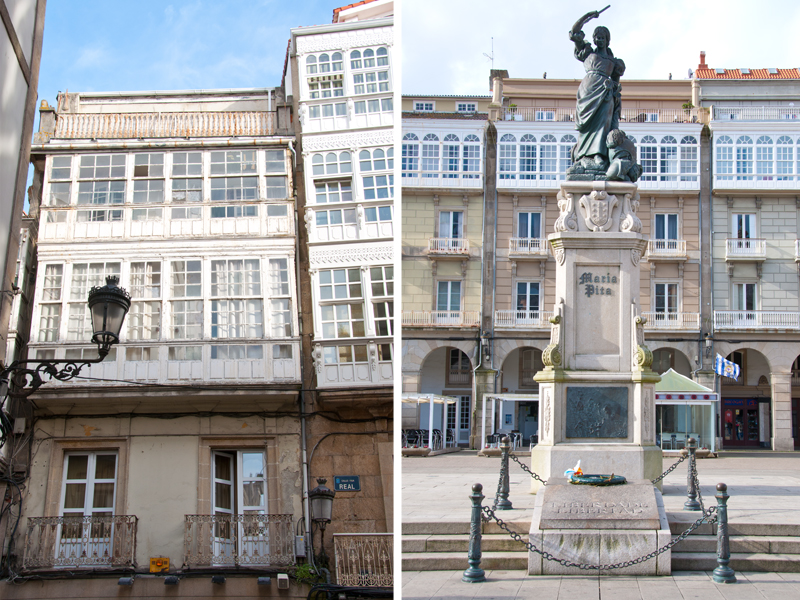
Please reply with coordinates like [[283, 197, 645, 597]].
[[308, 477, 335, 568], [1, 276, 130, 398]]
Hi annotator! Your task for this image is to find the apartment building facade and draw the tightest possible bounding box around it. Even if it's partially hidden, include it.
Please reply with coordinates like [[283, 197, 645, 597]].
[[288, 0, 394, 577], [695, 54, 800, 450], [400, 95, 491, 447], [4, 88, 312, 598]]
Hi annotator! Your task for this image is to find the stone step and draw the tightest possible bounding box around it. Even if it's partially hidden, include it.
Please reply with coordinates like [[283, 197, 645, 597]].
[[402, 521, 531, 536], [667, 518, 800, 537], [671, 534, 800, 554], [671, 552, 800, 573], [403, 533, 529, 553], [402, 551, 528, 572]]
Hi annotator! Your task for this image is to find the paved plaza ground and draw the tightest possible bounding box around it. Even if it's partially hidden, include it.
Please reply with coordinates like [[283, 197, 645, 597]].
[[401, 450, 800, 598]]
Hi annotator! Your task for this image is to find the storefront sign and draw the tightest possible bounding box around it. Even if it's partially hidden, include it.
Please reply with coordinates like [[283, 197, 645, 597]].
[[724, 399, 758, 408]]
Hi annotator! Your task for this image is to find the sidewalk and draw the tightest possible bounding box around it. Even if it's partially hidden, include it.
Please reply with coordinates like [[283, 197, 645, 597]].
[[402, 451, 800, 525], [402, 451, 800, 598], [402, 570, 800, 599]]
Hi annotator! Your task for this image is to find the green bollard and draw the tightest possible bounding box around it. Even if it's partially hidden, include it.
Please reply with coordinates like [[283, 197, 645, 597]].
[[712, 483, 736, 584], [462, 483, 486, 583], [497, 436, 513, 510], [684, 437, 701, 511]]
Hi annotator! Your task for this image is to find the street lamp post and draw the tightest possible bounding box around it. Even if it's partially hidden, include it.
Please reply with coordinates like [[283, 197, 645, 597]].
[[0, 276, 130, 399], [309, 477, 335, 569]]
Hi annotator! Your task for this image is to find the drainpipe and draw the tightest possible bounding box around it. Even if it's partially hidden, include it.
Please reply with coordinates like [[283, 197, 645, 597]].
[[289, 138, 316, 571]]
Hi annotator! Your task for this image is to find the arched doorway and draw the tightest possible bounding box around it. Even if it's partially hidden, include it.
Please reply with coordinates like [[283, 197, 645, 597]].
[[497, 347, 542, 443], [720, 348, 772, 448], [416, 346, 473, 446], [652, 347, 692, 377]]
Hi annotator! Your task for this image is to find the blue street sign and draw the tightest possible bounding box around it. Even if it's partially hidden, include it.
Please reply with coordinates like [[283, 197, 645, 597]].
[[334, 476, 361, 492]]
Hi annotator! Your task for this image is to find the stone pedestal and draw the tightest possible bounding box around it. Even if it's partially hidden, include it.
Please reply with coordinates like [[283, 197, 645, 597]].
[[531, 181, 661, 491], [528, 478, 671, 576]]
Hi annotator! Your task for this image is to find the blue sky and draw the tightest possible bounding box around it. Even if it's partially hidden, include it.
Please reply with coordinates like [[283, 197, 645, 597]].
[[403, 0, 800, 95], [36, 0, 343, 114]]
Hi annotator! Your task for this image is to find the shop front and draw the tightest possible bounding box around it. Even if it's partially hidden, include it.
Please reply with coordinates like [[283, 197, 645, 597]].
[[722, 398, 771, 448], [793, 398, 800, 450]]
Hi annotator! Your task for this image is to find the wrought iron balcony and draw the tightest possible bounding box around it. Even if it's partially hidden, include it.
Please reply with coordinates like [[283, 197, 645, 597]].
[[714, 310, 800, 330], [641, 312, 700, 330], [401, 310, 480, 327], [725, 238, 766, 260], [183, 514, 294, 567], [428, 238, 469, 255], [646, 239, 687, 260], [509, 237, 549, 258], [334, 533, 393, 587], [494, 310, 553, 329], [23, 515, 137, 570]]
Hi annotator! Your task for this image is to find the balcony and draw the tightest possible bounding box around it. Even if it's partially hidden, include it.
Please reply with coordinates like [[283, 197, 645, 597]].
[[23, 515, 137, 570], [402, 310, 480, 328], [183, 514, 295, 567], [500, 107, 700, 124], [494, 310, 553, 329], [713, 106, 800, 121], [334, 533, 393, 588], [401, 173, 482, 188], [314, 341, 393, 388], [641, 312, 700, 330], [714, 311, 800, 331], [725, 238, 766, 261], [646, 239, 687, 260], [428, 238, 469, 255], [509, 237, 549, 259]]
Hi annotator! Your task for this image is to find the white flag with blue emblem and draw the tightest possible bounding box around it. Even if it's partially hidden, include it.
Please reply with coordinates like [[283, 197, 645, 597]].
[[715, 353, 740, 380]]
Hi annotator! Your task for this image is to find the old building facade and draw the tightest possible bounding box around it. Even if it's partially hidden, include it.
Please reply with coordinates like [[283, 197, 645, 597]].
[[3, 88, 313, 598], [288, 0, 394, 582]]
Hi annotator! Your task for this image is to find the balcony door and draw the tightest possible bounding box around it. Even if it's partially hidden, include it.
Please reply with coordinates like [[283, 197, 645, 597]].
[[59, 453, 117, 566], [733, 213, 756, 242], [654, 283, 678, 325], [733, 283, 757, 326], [438, 211, 463, 241], [436, 281, 461, 325], [212, 451, 269, 565], [516, 282, 540, 323], [654, 213, 679, 252]]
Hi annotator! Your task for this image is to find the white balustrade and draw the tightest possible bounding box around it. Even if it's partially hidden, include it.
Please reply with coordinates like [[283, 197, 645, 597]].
[[428, 238, 469, 254], [725, 238, 766, 259], [647, 239, 687, 258], [641, 312, 700, 330], [714, 311, 800, 330], [401, 310, 480, 327], [494, 310, 553, 329], [713, 106, 800, 121], [509, 237, 548, 256], [501, 107, 699, 123]]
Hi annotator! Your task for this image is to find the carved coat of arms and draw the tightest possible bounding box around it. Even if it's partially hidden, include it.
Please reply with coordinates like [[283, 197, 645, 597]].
[[579, 190, 618, 232]]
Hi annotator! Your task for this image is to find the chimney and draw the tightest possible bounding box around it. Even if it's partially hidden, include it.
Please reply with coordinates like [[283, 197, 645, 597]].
[[698, 51, 707, 70]]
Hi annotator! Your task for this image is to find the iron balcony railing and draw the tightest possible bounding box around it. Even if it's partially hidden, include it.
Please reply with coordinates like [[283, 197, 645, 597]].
[[641, 312, 701, 330], [55, 111, 275, 139], [334, 533, 393, 588], [714, 310, 800, 330], [428, 238, 469, 254], [494, 310, 553, 329], [401, 310, 480, 327], [447, 369, 471, 385], [184, 514, 295, 567], [647, 239, 687, 259], [713, 106, 800, 121], [23, 515, 137, 570], [501, 106, 699, 123], [725, 238, 766, 259], [509, 237, 549, 256]]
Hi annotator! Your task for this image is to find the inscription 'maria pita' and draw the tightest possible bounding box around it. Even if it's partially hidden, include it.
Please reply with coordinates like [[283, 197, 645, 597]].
[[566, 386, 628, 438]]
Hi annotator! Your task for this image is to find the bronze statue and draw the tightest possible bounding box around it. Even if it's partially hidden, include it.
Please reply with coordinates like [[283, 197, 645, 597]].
[[566, 6, 639, 181]]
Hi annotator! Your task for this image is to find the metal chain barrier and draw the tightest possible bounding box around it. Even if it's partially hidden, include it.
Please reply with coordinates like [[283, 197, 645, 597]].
[[508, 452, 548, 487], [651, 453, 687, 484], [481, 503, 717, 572]]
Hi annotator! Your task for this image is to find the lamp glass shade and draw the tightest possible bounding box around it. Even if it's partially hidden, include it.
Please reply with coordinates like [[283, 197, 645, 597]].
[[87, 276, 131, 351], [309, 478, 335, 523]]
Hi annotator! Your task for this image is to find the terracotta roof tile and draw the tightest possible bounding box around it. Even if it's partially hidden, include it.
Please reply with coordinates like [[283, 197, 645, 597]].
[[332, 0, 380, 22], [696, 67, 800, 79]]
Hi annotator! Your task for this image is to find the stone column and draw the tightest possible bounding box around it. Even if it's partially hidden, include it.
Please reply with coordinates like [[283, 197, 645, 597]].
[[471, 366, 497, 449], [770, 371, 794, 451]]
